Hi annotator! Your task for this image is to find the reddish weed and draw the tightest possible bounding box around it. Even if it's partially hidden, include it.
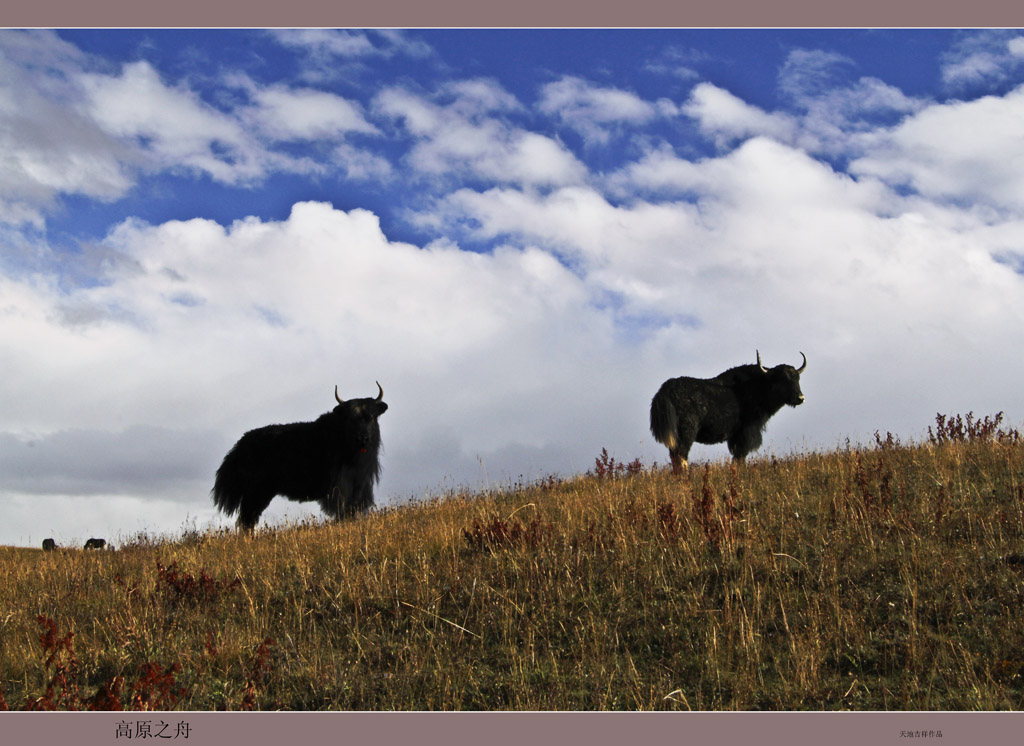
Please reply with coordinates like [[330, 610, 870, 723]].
[[929, 411, 1020, 446], [240, 637, 276, 711], [153, 561, 241, 606], [590, 448, 643, 480], [463, 515, 553, 553], [5, 616, 188, 711]]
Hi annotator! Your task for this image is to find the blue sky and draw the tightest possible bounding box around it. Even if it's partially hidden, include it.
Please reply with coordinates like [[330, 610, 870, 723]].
[[3, 28, 1024, 547]]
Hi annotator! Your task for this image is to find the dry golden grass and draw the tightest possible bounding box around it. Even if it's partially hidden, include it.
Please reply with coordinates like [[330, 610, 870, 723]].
[[2, 414, 1024, 710]]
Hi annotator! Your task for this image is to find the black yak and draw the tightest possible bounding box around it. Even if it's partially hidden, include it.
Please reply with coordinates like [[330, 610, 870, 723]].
[[212, 383, 388, 531], [42, 538, 56, 551], [84, 538, 106, 550], [650, 351, 806, 471]]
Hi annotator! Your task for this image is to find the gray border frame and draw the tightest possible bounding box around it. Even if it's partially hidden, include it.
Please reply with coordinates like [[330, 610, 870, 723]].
[[3, 5, 1024, 743]]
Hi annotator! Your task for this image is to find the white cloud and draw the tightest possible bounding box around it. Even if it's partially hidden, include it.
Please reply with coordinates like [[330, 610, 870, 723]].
[[244, 85, 379, 141], [332, 143, 394, 181], [850, 85, 1024, 209], [270, 29, 432, 62], [79, 61, 268, 185], [0, 31, 137, 227], [684, 73, 924, 159], [269, 29, 434, 85], [442, 78, 523, 116], [778, 48, 856, 103], [272, 29, 379, 58], [786, 68, 926, 156], [683, 48, 928, 161], [682, 82, 798, 148], [643, 45, 707, 82], [0, 32, 401, 235], [375, 85, 587, 187], [941, 32, 1024, 91], [538, 75, 673, 144], [944, 51, 1005, 88]]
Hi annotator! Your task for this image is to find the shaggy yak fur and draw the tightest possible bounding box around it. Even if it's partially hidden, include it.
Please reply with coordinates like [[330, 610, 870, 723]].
[[650, 351, 806, 471], [212, 383, 388, 530], [84, 538, 106, 550]]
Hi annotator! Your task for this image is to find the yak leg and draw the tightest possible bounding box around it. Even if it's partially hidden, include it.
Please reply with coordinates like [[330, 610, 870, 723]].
[[669, 449, 688, 473], [236, 492, 274, 532], [669, 435, 693, 474], [322, 469, 375, 520], [728, 425, 763, 462], [669, 425, 697, 474], [320, 482, 354, 521], [349, 478, 375, 515]]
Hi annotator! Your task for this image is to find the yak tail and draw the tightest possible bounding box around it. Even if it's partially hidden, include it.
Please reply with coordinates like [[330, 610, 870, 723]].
[[211, 464, 242, 517], [649, 386, 679, 452]]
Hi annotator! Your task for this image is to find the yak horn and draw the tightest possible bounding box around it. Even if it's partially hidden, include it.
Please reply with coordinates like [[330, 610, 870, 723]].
[[335, 383, 382, 403], [756, 350, 768, 373], [796, 352, 807, 374]]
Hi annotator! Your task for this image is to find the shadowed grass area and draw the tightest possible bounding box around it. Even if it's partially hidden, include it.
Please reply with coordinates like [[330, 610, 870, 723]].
[[2, 414, 1024, 710]]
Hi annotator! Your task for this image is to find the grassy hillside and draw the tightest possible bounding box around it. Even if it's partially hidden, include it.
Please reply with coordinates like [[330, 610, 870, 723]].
[[2, 413, 1024, 710]]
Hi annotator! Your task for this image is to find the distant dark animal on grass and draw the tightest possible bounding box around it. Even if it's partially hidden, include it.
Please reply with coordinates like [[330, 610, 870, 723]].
[[84, 538, 106, 550], [42, 538, 56, 551], [650, 351, 807, 471], [212, 383, 388, 531]]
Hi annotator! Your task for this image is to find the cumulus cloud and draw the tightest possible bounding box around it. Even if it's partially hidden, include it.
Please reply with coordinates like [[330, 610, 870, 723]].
[[332, 143, 394, 181], [940, 31, 1024, 91], [643, 45, 707, 82], [778, 48, 856, 103], [776, 49, 927, 157], [684, 64, 924, 160], [270, 29, 433, 62], [850, 85, 1024, 209], [442, 78, 523, 116], [682, 82, 798, 148], [0, 30, 406, 238], [0, 31, 137, 227], [242, 84, 379, 141], [375, 84, 587, 186], [538, 75, 675, 145], [78, 61, 269, 185], [268, 30, 434, 86]]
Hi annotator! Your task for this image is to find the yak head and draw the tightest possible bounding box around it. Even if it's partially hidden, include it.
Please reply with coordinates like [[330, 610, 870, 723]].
[[332, 382, 388, 452], [756, 350, 807, 408]]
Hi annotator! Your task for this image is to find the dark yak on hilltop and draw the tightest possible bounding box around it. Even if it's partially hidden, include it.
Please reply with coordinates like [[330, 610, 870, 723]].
[[650, 351, 807, 471], [212, 383, 388, 531]]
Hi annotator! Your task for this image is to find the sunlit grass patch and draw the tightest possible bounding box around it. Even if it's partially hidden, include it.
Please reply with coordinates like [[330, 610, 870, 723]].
[[2, 413, 1024, 710]]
